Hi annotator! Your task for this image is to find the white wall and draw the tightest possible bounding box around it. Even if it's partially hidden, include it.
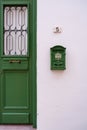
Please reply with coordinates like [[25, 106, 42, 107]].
[[37, 0, 87, 130]]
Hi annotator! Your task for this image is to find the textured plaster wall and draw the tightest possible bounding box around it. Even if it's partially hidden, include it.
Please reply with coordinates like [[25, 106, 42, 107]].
[[37, 0, 87, 130]]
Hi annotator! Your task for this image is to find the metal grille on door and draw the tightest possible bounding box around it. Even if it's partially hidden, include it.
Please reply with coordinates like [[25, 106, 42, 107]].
[[4, 6, 28, 55]]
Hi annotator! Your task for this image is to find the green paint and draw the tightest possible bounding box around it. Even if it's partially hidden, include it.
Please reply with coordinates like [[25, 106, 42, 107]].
[[51, 45, 66, 70], [0, 0, 37, 127]]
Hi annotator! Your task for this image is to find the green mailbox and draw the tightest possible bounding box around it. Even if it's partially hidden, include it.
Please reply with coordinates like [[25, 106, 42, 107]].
[[50, 45, 66, 70]]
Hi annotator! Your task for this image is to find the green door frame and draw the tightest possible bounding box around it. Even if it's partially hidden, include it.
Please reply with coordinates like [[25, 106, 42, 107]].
[[0, 0, 37, 128], [32, 0, 37, 128]]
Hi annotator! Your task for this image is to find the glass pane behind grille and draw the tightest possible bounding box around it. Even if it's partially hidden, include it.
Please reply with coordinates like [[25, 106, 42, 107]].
[[4, 6, 28, 55]]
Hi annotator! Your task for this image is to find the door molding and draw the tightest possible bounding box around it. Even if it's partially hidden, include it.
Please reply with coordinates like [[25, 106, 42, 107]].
[[31, 0, 37, 128]]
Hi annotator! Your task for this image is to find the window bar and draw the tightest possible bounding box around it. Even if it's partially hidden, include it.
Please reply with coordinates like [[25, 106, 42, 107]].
[[6, 7, 14, 55], [6, 34, 13, 55], [6, 7, 13, 27], [18, 7, 26, 55], [15, 7, 17, 55]]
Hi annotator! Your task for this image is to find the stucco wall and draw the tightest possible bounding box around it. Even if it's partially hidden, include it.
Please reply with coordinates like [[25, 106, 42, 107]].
[[37, 0, 87, 130]]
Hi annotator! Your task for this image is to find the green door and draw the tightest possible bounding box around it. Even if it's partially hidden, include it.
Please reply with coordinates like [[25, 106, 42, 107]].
[[0, 0, 36, 126]]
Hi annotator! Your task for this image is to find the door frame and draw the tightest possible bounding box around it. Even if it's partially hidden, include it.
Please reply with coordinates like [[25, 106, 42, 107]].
[[31, 0, 37, 128], [0, 0, 37, 128]]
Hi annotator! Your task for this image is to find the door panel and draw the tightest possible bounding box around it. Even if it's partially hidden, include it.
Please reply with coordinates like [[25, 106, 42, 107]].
[[1, 69, 31, 124], [2, 113, 29, 124], [3, 71, 29, 109], [1, 70, 31, 124]]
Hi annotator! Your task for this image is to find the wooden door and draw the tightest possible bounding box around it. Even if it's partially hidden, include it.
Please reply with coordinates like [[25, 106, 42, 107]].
[[0, 0, 36, 126]]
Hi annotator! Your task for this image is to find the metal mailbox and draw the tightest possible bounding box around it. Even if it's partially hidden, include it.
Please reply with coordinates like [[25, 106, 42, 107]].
[[50, 45, 66, 70]]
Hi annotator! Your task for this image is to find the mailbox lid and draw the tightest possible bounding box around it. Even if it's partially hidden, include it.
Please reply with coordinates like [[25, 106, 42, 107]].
[[51, 45, 66, 51]]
